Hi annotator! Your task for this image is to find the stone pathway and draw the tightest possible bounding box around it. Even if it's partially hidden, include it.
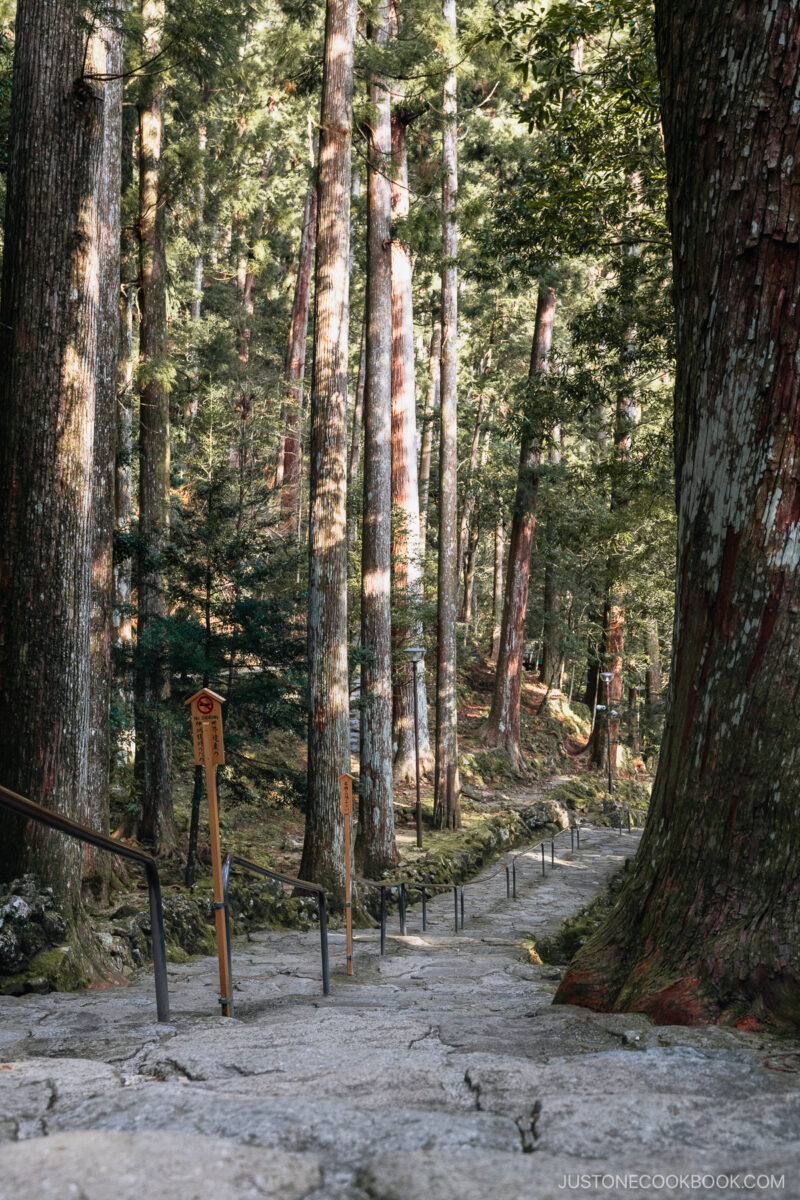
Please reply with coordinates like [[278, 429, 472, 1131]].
[[1, 827, 798, 1200]]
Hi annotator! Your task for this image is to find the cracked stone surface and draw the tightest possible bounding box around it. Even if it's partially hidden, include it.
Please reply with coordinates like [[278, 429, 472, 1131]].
[[1, 826, 798, 1199]]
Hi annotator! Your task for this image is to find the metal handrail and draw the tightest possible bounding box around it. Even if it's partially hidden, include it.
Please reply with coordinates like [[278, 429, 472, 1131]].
[[0, 783, 169, 1022], [221, 852, 330, 1007]]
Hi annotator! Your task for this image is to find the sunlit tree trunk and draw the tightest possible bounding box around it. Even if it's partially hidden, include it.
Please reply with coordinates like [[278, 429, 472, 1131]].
[[539, 427, 562, 690], [557, 0, 800, 1027], [390, 107, 433, 783], [299, 0, 357, 897], [485, 286, 555, 771], [0, 0, 102, 912], [489, 516, 505, 663], [434, 0, 461, 829], [356, 0, 396, 873], [86, 14, 123, 895], [418, 315, 441, 552], [134, 0, 174, 853], [281, 186, 318, 539]]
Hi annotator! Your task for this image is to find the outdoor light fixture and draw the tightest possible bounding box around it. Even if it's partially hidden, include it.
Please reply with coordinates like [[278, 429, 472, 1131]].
[[403, 647, 425, 847]]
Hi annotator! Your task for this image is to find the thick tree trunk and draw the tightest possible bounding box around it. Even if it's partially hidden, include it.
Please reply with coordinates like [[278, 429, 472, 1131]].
[[418, 316, 441, 552], [489, 517, 505, 663], [557, 0, 800, 1028], [390, 110, 433, 783], [356, 1, 396, 875], [134, 0, 174, 853], [281, 186, 318, 539], [348, 322, 367, 494], [484, 286, 555, 770], [457, 394, 485, 585], [0, 0, 103, 912], [539, 428, 562, 689], [434, 0, 461, 830], [86, 15, 123, 895], [299, 0, 357, 898]]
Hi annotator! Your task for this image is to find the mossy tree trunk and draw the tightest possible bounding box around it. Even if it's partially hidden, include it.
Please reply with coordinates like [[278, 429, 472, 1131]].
[[556, 0, 800, 1028]]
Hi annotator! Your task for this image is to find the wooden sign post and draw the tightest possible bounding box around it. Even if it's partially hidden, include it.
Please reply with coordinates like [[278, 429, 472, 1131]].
[[339, 773, 353, 976], [185, 688, 232, 1017]]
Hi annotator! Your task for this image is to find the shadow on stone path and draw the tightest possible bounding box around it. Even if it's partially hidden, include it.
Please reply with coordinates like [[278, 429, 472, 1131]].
[[1, 826, 798, 1200]]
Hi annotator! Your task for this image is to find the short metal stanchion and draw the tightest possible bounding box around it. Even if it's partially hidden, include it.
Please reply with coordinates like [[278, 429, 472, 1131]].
[[627, 807, 631, 832], [506, 865, 510, 898], [399, 883, 407, 935], [551, 839, 555, 867], [380, 887, 387, 956], [422, 886, 427, 931], [460, 885, 465, 929], [541, 843, 546, 876], [453, 886, 459, 932], [577, 825, 581, 849], [512, 859, 517, 898], [570, 826, 575, 852], [319, 893, 330, 996]]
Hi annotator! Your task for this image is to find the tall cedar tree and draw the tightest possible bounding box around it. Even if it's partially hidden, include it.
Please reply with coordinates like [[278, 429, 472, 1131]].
[[357, 0, 396, 875], [556, 0, 800, 1028], [86, 12, 124, 896], [390, 100, 433, 781], [300, 0, 357, 897], [485, 286, 555, 770], [134, 0, 174, 853], [0, 0, 103, 911], [434, 0, 461, 829]]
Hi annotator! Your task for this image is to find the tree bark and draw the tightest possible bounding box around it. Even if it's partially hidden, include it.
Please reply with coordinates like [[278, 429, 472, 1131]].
[[434, 0, 461, 830], [644, 616, 662, 703], [356, 0, 396, 875], [134, 0, 174, 853], [86, 12, 123, 895], [390, 108, 433, 783], [557, 0, 800, 1028], [489, 516, 505, 663], [418, 316, 441, 552], [484, 286, 555, 771], [299, 0, 357, 898], [281, 186, 318, 540], [0, 0, 103, 912]]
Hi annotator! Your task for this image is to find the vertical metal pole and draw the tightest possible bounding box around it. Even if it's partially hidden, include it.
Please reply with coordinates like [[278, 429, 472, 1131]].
[[571, 826, 574, 852], [460, 886, 464, 929], [627, 806, 631, 832], [319, 892, 330, 995], [541, 843, 546, 876], [454, 886, 458, 932], [506, 865, 510, 898], [381, 883, 388, 955], [202, 721, 232, 1017], [551, 839, 555, 866], [512, 859, 516, 898], [221, 856, 235, 1018], [413, 660, 422, 848], [344, 811, 353, 975], [422, 887, 427, 931], [399, 883, 407, 935], [146, 865, 170, 1023], [576, 825, 580, 849]]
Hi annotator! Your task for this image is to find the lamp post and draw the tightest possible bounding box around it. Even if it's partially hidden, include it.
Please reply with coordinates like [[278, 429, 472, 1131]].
[[599, 670, 615, 797], [403, 647, 425, 848]]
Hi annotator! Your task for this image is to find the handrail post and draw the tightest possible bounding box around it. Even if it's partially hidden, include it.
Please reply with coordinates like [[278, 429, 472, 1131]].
[[577, 825, 580, 849], [453, 886, 458, 932], [541, 843, 546, 876], [627, 806, 631, 832], [571, 826, 574, 852], [380, 887, 387, 955], [319, 892, 330, 995], [460, 885, 464, 929], [399, 883, 407, 936], [145, 864, 170, 1023], [551, 838, 555, 867], [422, 886, 427, 931], [506, 865, 510, 898], [221, 855, 235, 1018], [512, 859, 516, 898]]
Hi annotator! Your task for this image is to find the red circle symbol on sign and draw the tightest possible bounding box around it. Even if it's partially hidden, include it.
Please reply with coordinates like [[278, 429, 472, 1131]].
[[197, 695, 214, 716]]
